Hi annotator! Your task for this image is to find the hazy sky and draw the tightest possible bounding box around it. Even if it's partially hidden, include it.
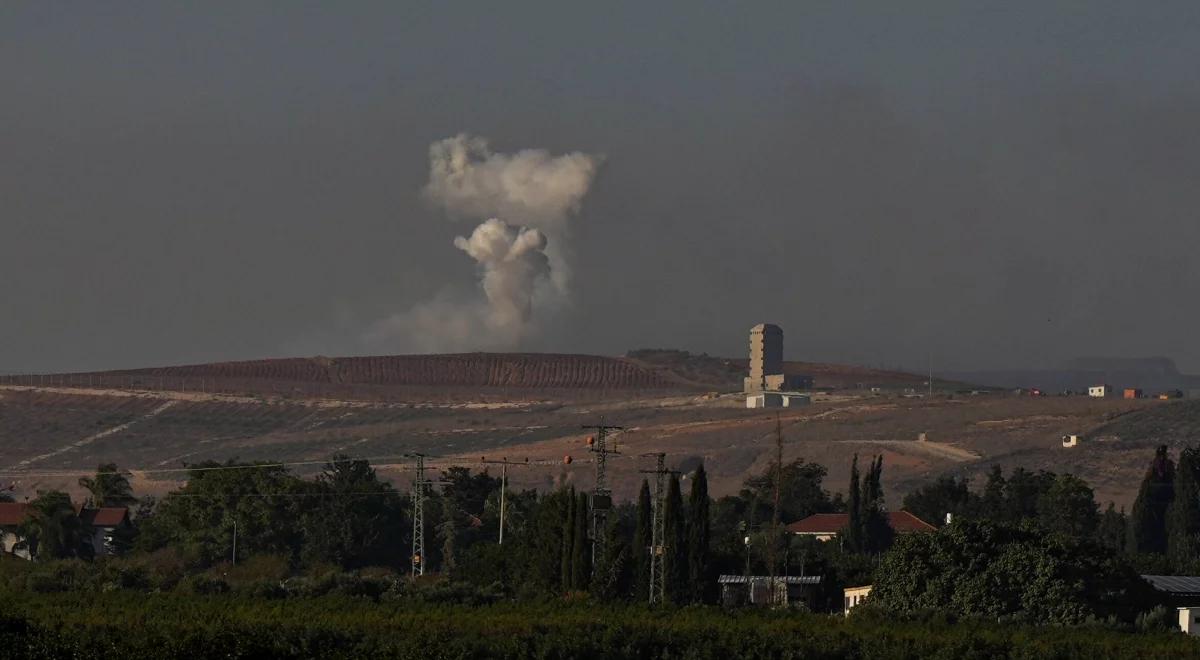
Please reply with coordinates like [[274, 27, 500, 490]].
[[3, 2, 1200, 373]]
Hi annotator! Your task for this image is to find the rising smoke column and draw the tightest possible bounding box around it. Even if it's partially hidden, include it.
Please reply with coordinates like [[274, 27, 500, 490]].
[[367, 134, 600, 352], [453, 218, 550, 336]]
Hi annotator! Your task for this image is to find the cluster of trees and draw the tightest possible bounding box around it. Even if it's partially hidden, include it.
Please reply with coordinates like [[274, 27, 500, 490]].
[[8, 451, 891, 607], [11, 442, 1195, 625], [901, 443, 1200, 574], [872, 520, 1156, 625]]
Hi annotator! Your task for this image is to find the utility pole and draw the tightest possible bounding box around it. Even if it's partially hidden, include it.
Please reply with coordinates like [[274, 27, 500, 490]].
[[640, 452, 677, 605], [582, 420, 623, 567], [232, 518, 238, 566], [768, 414, 784, 605], [481, 456, 528, 545]]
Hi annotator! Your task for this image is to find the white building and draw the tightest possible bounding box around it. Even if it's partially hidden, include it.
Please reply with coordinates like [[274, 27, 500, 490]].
[[1062, 435, 1080, 448], [844, 585, 872, 615], [1180, 607, 1200, 636], [746, 393, 810, 409], [1088, 385, 1113, 398]]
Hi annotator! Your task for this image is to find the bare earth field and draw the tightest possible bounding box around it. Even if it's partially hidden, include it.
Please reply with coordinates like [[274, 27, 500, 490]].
[[0, 352, 1187, 510]]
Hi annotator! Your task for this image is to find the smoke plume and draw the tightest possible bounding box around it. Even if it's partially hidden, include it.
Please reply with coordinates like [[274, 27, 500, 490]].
[[368, 134, 600, 352]]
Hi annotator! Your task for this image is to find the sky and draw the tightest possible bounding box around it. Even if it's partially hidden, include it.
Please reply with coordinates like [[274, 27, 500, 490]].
[[2, 2, 1200, 374]]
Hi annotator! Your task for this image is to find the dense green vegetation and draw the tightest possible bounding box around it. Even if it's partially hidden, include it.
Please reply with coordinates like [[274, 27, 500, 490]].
[[5, 443, 1200, 656], [1, 589, 1197, 659]]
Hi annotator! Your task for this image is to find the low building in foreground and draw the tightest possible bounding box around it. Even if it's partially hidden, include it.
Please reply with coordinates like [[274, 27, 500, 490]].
[[0, 503, 31, 560], [1, 502, 131, 560], [844, 585, 872, 615], [718, 575, 821, 609]]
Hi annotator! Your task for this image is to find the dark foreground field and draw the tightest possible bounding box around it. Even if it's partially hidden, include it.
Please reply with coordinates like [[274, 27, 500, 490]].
[[1, 590, 1197, 659]]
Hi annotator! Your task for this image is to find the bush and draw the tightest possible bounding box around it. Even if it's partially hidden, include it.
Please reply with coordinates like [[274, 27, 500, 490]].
[[175, 574, 229, 595], [0, 591, 1198, 659]]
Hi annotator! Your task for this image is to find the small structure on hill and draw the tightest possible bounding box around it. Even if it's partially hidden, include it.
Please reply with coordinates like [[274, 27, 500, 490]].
[[745, 392, 810, 409], [1124, 388, 1144, 399], [1062, 434, 1080, 448], [786, 511, 935, 542], [1089, 384, 1113, 398], [718, 574, 822, 609]]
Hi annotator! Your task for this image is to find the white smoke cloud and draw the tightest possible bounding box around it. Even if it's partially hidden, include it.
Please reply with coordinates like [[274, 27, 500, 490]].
[[367, 134, 600, 353], [424, 133, 600, 233]]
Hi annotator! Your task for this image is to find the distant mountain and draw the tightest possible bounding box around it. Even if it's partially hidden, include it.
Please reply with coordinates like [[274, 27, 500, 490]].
[[941, 356, 1200, 393]]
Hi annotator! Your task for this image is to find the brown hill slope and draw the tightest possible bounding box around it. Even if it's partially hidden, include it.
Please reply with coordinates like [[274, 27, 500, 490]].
[[14, 351, 957, 402], [20, 354, 688, 401]]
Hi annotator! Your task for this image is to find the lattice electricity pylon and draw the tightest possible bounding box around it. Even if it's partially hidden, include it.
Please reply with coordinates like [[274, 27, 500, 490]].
[[408, 452, 447, 577], [583, 420, 623, 567], [639, 452, 678, 605]]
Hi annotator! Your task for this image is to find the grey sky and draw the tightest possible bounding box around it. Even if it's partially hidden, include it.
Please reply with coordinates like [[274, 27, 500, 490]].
[[2, 3, 1199, 373]]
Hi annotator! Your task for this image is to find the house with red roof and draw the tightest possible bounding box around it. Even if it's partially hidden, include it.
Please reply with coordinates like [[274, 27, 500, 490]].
[[0, 502, 32, 560], [785, 510, 935, 542], [1, 502, 131, 560], [78, 507, 133, 557]]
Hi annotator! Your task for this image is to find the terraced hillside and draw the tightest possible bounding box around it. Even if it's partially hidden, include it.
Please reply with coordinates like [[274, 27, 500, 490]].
[[13, 354, 689, 402]]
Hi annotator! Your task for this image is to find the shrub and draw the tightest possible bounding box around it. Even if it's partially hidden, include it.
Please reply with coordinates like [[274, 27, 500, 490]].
[[176, 574, 229, 595]]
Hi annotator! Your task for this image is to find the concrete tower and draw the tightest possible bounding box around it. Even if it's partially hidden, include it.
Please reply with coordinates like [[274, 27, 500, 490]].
[[745, 323, 783, 392]]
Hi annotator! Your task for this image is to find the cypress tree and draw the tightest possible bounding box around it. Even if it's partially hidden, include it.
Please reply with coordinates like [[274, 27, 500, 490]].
[[663, 473, 686, 603], [1128, 445, 1175, 555], [687, 462, 711, 604], [861, 455, 893, 553], [979, 466, 1007, 521], [528, 489, 569, 593], [844, 455, 863, 553], [561, 487, 575, 590], [572, 491, 590, 589], [632, 480, 652, 601], [1096, 502, 1127, 554], [1167, 447, 1200, 568]]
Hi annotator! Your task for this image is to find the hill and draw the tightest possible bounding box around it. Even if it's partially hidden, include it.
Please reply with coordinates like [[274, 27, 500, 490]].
[[9, 351, 955, 402], [3, 351, 1178, 511]]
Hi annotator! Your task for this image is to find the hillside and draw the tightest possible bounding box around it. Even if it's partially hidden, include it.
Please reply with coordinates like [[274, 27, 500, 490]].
[[3, 351, 1178, 511], [19, 354, 686, 402], [10, 351, 955, 402]]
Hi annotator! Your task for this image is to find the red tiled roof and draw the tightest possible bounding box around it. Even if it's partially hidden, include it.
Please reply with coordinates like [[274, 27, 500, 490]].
[[78, 507, 130, 527], [785, 510, 936, 535], [0, 503, 29, 526]]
